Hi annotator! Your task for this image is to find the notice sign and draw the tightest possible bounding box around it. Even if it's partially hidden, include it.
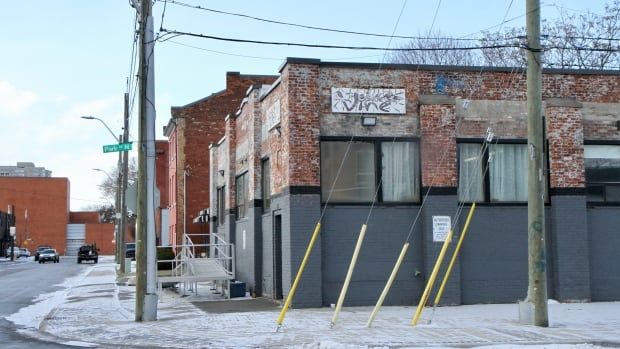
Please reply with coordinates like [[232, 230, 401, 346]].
[[432, 216, 451, 241]]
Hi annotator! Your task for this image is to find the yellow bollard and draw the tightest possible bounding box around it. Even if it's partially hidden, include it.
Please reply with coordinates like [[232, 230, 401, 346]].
[[276, 222, 321, 327], [411, 229, 453, 326], [331, 224, 368, 327], [366, 242, 410, 328], [433, 203, 476, 306]]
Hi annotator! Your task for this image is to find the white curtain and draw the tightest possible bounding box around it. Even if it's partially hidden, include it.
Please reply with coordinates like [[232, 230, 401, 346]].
[[458, 143, 484, 202], [489, 144, 527, 201], [382, 142, 419, 201]]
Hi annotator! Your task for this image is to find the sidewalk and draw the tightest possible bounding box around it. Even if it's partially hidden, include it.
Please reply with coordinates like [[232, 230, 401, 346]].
[[8, 259, 620, 348]]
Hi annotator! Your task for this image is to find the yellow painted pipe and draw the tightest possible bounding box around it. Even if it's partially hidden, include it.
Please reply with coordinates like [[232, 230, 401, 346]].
[[411, 229, 453, 326], [331, 224, 368, 327], [433, 203, 476, 306], [276, 222, 321, 326], [366, 242, 410, 328]]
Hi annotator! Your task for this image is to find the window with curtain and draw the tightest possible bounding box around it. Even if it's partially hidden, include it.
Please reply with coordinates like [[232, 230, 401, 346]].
[[382, 142, 419, 202], [584, 145, 620, 202], [458, 143, 484, 202], [321, 139, 419, 203], [235, 173, 248, 220], [261, 158, 271, 212], [458, 142, 533, 203], [489, 144, 528, 202]]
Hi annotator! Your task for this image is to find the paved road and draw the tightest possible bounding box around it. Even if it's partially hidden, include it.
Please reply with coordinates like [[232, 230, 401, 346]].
[[0, 256, 92, 348]]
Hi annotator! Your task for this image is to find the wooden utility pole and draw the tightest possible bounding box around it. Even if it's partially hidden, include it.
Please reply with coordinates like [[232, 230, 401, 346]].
[[135, 0, 158, 321], [120, 93, 130, 274], [521, 0, 549, 327]]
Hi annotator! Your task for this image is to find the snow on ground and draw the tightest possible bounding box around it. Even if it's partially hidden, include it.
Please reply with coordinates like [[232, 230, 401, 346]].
[[4, 259, 620, 348]]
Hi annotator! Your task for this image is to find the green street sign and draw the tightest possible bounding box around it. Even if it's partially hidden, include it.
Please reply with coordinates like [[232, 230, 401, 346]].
[[103, 143, 133, 153]]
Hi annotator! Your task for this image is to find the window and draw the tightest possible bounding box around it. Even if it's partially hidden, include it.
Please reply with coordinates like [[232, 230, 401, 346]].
[[320, 139, 419, 203], [585, 145, 620, 202], [235, 173, 248, 220], [458, 142, 530, 202], [262, 158, 271, 212], [216, 186, 225, 226]]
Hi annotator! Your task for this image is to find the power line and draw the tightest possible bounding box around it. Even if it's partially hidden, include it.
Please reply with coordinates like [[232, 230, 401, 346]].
[[160, 0, 492, 42], [158, 28, 522, 51]]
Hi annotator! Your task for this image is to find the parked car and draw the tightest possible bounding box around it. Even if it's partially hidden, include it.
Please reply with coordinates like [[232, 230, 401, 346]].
[[77, 244, 99, 264], [5, 247, 20, 259], [125, 243, 136, 260], [19, 248, 30, 258], [38, 249, 60, 263], [34, 245, 52, 261]]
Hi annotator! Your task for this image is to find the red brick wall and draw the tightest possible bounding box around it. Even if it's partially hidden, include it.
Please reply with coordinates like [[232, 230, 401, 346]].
[[85, 223, 115, 255], [69, 211, 100, 224], [420, 103, 458, 187], [546, 106, 585, 188], [168, 73, 276, 245], [281, 64, 321, 187], [0, 177, 69, 254]]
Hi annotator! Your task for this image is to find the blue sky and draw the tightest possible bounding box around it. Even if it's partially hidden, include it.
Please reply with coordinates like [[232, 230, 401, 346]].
[[0, 0, 608, 210]]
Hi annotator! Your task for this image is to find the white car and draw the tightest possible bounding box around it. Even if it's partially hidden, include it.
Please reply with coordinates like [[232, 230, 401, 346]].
[[19, 248, 31, 258], [5, 247, 20, 258]]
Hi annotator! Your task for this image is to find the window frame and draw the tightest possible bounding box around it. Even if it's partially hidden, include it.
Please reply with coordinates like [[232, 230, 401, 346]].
[[320, 136, 420, 205], [216, 186, 225, 227], [457, 138, 548, 204], [261, 158, 271, 212], [584, 140, 620, 205], [235, 172, 249, 220]]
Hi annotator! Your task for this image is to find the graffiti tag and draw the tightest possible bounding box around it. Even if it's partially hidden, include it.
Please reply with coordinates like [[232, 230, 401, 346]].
[[331, 87, 406, 114]]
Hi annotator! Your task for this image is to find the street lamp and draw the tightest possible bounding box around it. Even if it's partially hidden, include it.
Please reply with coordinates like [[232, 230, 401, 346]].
[[93, 168, 113, 181], [81, 116, 120, 143], [83, 115, 123, 264]]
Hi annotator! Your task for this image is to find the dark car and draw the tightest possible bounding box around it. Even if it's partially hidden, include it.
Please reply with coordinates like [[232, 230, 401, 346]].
[[34, 245, 52, 261], [77, 244, 99, 264], [38, 249, 60, 263], [125, 243, 136, 260]]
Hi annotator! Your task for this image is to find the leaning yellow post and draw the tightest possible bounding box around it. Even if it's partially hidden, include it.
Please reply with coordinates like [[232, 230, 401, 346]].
[[411, 229, 453, 326], [366, 242, 410, 327], [433, 203, 476, 306], [331, 224, 368, 327], [276, 222, 321, 327]]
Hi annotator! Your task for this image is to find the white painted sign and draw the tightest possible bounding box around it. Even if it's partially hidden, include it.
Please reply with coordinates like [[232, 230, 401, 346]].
[[432, 216, 451, 242], [266, 99, 281, 131], [331, 87, 406, 114]]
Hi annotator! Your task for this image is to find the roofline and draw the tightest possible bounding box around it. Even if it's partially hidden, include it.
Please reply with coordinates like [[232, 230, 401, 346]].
[[279, 57, 620, 76]]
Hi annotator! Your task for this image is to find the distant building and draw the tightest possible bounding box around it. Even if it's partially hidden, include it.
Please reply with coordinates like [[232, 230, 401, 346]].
[[0, 162, 52, 177]]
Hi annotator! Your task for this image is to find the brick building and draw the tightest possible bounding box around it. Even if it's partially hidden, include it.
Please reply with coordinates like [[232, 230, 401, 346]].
[[164, 72, 277, 246], [210, 58, 620, 307], [0, 177, 115, 256]]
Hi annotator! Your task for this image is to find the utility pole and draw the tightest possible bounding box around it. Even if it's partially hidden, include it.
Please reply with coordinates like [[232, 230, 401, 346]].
[[520, 0, 549, 327], [135, 0, 158, 322], [116, 136, 123, 263], [120, 93, 130, 274]]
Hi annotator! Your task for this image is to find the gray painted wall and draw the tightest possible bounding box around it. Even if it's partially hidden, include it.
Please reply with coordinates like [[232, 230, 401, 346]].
[[233, 206, 263, 295], [321, 206, 424, 306], [550, 195, 591, 301], [587, 206, 620, 301]]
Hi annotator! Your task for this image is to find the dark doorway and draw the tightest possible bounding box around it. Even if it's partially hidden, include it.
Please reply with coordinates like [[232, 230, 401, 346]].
[[273, 214, 283, 300]]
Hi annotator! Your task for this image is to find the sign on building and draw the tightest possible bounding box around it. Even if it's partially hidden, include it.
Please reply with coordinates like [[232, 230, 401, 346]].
[[331, 87, 406, 114], [432, 216, 451, 242]]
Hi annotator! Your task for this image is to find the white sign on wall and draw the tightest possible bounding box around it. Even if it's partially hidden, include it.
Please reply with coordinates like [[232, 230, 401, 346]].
[[432, 216, 451, 242], [266, 99, 281, 131], [331, 87, 406, 114]]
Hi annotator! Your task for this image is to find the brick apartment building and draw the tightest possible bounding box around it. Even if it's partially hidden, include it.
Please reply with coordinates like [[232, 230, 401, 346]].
[[164, 72, 277, 247], [0, 177, 115, 256], [210, 58, 620, 307]]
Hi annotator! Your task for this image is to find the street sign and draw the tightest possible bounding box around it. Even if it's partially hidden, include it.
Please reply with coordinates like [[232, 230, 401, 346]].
[[103, 143, 132, 153]]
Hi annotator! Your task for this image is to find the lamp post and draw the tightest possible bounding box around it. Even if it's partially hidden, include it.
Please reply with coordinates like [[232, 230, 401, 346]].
[[83, 114, 123, 264], [81, 116, 120, 143]]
